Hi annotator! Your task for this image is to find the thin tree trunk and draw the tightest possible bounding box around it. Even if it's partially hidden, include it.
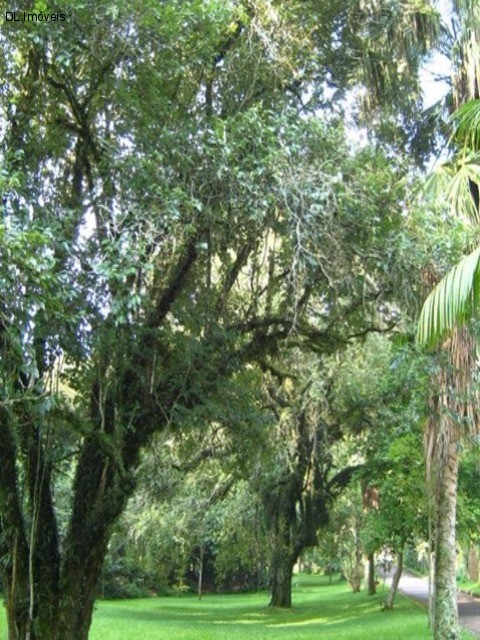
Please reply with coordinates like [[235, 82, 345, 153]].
[[428, 509, 435, 629], [351, 520, 363, 593], [433, 438, 460, 640], [367, 553, 376, 595], [198, 544, 204, 601], [383, 550, 403, 610]]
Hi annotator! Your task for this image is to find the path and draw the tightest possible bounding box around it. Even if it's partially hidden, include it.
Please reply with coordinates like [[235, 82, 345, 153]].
[[391, 570, 480, 637]]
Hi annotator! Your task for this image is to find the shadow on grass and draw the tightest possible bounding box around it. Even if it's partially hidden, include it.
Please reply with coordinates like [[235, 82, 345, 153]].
[[95, 582, 415, 636]]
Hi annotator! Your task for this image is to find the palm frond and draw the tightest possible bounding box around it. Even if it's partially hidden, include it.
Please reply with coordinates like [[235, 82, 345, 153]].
[[452, 99, 480, 149], [423, 152, 480, 225], [417, 245, 480, 346], [424, 162, 454, 200], [444, 155, 480, 224]]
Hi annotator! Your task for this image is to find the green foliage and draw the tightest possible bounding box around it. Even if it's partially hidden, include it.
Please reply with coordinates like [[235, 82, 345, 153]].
[[457, 450, 480, 547], [323, 335, 429, 584], [324, 485, 365, 593], [362, 432, 427, 554], [208, 482, 267, 588], [333, 334, 394, 424], [99, 557, 159, 600], [453, 100, 480, 153], [111, 420, 269, 594]]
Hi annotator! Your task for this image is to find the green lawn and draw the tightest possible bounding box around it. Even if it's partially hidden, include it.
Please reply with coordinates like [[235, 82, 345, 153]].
[[89, 575, 477, 640], [0, 575, 476, 639], [458, 579, 480, 598]]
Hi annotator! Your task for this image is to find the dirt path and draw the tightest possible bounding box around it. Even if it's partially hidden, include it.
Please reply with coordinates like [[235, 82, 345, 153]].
[[392, 570, 480, 637]]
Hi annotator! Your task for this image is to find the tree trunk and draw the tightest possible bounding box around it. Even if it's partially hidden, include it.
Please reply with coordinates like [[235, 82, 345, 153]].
[[367, 553, 376, 595], [383, 550, 403, 610], [344, 517, 364, 593], [1, 424, 140, 640], [269, 552, 294, 608], [425, 326, 477, 640], [198, 544, 204, 601], [3, 539, 107, 640], [349, 566, 363, 592], [4, 568, 30, 640], [5, 595, 94, 640], [433, 438, 460, 640]]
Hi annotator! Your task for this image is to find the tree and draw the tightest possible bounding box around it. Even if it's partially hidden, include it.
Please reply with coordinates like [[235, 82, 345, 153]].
[[331, 485, 366, 593], [0, 4, 324, 633], [362, 432, 428, 608], [416, 4, 480, 638], [258, 366, 355, 608], [331, 333, 431, 604]]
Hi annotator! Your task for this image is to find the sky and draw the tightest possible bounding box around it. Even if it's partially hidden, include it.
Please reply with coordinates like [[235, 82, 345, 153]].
[[420, 0, 452, 109]]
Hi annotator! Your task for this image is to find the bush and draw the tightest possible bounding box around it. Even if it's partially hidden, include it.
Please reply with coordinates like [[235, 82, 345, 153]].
[[97, 557, 160, 599]]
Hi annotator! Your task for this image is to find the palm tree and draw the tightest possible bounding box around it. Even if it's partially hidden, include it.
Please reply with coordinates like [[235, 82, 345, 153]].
[[417, 5, 480, 638], [422, 325, 478, 639]]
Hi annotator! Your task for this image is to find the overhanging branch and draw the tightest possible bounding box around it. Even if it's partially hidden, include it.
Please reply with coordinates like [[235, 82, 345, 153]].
[[148, 238, 198, 328]]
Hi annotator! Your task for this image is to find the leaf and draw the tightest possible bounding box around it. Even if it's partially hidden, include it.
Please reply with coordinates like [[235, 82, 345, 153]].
[[444, 156, 480, 224], [452, 99, 480, 151], [423, 164, 451, 201], [417, 246, 480, 346], [34, 0, 48, 12]]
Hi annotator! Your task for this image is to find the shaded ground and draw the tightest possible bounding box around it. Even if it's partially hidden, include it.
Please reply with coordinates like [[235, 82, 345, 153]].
[[392, 570, 480, 638]]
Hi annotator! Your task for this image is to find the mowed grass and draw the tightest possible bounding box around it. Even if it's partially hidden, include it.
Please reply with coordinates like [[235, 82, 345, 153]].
[[0, 574, 476, 639], [89, 574, 469, 640]]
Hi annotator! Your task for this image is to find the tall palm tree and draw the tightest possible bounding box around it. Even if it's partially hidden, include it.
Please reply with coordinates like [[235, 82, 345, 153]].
[[423, 326, 479, 639], [418, 4, 480, 638]]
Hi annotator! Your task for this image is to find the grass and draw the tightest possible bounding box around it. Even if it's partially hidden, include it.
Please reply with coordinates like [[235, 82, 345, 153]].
[[0, 574, 477, 639], [89, 574, 479, 640], [458, 579, 480, 598]]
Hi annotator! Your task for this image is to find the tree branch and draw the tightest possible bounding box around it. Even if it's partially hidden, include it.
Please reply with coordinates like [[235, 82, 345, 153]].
[[215, 241, 253, 315], [148, 238, 198, 328]]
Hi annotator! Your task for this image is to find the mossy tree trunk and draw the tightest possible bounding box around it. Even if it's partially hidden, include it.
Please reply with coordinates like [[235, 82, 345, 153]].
[[425, 327, 478, 640], [367, 553, 376, 595], [433, 436, 460, 640], [269, 550, 295, 608]]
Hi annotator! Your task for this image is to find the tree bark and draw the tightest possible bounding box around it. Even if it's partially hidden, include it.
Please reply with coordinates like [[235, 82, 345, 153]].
[[433, 438, 460, 640], [367, 553, 376, 595], [0, 395, 147, 640], [383, 550, 403, 610], [425, 326, 477, 640], [344, 517, 363, 593], [269, 552, 295, 608], [198, 544, 204, 601]]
